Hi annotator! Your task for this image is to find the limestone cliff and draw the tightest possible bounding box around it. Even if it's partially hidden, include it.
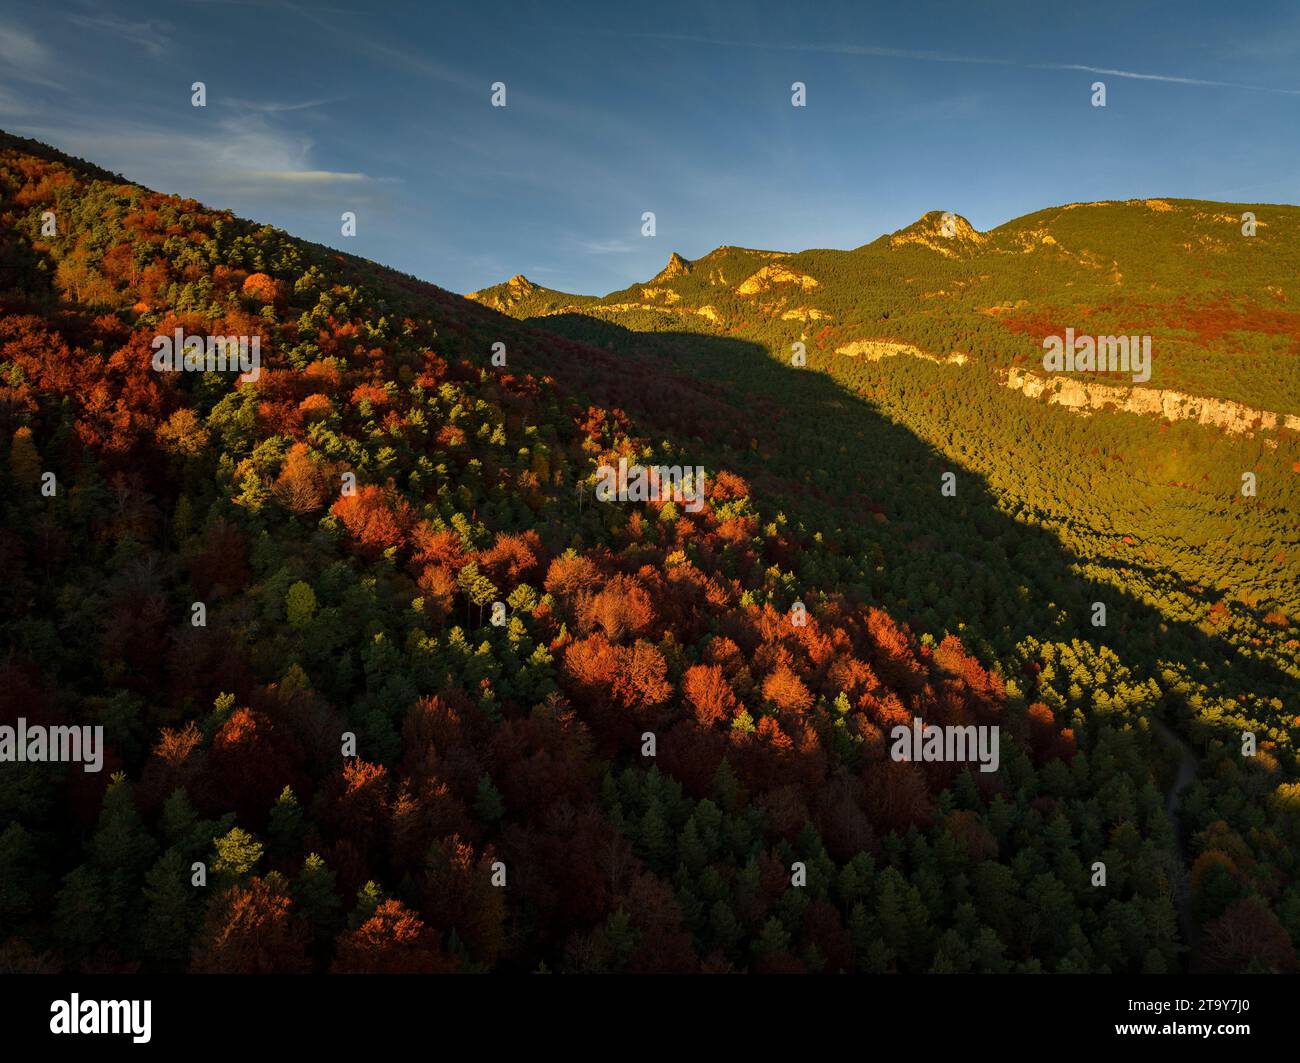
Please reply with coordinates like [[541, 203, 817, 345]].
[[1002, 367, 1300, 435]]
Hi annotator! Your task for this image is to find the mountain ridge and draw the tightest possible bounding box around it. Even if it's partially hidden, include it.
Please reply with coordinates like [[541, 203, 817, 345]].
[[468, 194, 1300, 419], [469, 196, 1296, 298]]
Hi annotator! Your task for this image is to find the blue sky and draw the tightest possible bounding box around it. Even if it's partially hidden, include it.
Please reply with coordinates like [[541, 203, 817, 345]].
[[2, 0, 1298, 295]]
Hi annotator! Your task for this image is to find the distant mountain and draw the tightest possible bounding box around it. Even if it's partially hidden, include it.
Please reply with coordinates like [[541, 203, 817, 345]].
[[476, 198, 1300, 415], [872, 209, 986, 256], [465, 273, 596, 316]]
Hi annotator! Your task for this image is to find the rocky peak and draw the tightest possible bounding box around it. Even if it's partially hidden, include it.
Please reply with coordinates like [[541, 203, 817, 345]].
[[651, 252, 692, 283], [889, 211, 986, 256]]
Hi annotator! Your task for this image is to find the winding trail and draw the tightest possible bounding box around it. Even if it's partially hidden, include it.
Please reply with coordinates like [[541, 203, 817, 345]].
[[1152, 718, 1200, 957]]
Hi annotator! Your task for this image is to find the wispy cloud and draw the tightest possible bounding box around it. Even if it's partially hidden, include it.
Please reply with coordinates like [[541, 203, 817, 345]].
[[0, 10, 397, 219], [11, 112, 394, 204], [575, 28, 1300, 96], [242, 169, 384, 184], [0, 18, 64, 89], [575, 238, 640, 255], [581, 29, 1013, 67], [63, 13, 175, 57], [226, 96, 345, 113], [0, 84, 36, 117], [1032, 63, 1300, 95], [0, 20, 50, 67], [287, 4, 482, 93]]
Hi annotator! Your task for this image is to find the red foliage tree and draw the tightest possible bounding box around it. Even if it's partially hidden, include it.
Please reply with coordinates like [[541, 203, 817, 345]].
[[326, 760, 393, 857], [544, 551, 602, 601], [479, 530, 543, 586], [273, 442, 332, 515], [610, 641, 672, 715], [240, 272, 279, 304], [761, 664, 814, 715], [330, 899, 459, 973], [411, 523, 468, 570], [201, 707, 306, 824], [581, 573, 657, 641], [682, 664, 736, 727], [190, 878, 311, 973], [332, 484, 412, 557]]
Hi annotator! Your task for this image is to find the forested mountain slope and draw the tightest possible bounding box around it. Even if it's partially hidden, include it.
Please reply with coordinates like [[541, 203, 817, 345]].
[[472, 199, 1300, 417], [0, 130, 1295, 974]]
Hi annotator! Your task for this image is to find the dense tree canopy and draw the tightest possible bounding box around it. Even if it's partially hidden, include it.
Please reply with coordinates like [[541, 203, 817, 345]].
[[0, 131, 1294, 975]]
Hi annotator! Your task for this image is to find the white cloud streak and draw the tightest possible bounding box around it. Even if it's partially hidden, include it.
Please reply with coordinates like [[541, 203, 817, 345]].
[[575, 28, 1300, 96]]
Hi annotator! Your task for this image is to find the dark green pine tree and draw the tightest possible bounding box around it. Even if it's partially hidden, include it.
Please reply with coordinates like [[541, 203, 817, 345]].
[[710, 758, 740, 811], [140, 849, 202, 969], [638, 801, 672, 869], [347, 880, 385, 930], [602, 909, 639, 970], [473, 774, 506, 826], [0, 823, 47, 926], [89, 772, 158, 946], [708, 899, 743, 954], [293, 853, 342, 942], [52, 864, 107, 958], [268, 786, 305, 859]]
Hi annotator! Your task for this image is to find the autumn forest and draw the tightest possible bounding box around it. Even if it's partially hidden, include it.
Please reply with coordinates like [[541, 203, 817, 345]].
[[0, 106, 1296, 986]]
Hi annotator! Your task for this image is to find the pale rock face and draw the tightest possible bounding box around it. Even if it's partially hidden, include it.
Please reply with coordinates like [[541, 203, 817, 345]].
[[889, 212, 987, 258], [780, 307, 832, 322], [834, 339, 968, 367], [1003, 367, 1300, 435], [1054, 380, 1091, 408], [466, 274, 537, 311], [1016, 371, 1047, 399], [650, 252, 691, 284], [640, 287, 682, 304], [836, 340, 924, 360], [737, 264, 819, 295], [695, 305, 720, 323], [586, 302, 679, 316]]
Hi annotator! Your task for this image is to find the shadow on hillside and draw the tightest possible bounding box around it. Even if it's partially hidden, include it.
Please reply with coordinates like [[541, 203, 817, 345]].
[[526, 312, 1295, 737]]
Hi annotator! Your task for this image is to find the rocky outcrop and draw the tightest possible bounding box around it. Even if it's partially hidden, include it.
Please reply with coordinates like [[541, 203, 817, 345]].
[[780, 306, 833, 322], [650, 252, 691, 284], [889, 211, 987, 257], [580, 302, 680, 317], [737, 264, 819, 295], [640, 287, 681, 304], [466, 274, 537, 311], [835, 339, 967, 366], [1002, 367, 1300, 435]]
